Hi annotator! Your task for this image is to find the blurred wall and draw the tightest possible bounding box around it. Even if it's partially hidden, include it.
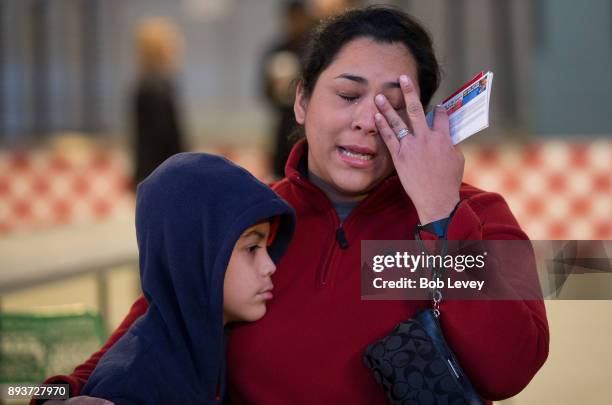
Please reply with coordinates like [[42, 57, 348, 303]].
[[1, 0, 282, 146], [533, 0, 612, 135], [2, 0, 611, 147]]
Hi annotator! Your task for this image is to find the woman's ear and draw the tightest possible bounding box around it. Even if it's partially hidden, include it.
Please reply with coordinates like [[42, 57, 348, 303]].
[[294, 81, 307, 125]]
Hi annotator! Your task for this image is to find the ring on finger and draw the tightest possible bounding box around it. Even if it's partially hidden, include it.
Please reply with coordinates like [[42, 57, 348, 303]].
[[396, 127, 411, 140]]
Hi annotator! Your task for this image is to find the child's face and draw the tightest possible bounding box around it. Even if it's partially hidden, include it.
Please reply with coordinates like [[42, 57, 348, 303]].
[[223, 221, 276, 325]]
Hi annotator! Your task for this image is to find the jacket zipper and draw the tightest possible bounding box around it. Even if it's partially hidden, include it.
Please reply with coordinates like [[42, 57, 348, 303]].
[[291, 172, 395, 287], [316, 180, 398, 286], [319, 225, 350, 286], [336, 227, 349, 249]]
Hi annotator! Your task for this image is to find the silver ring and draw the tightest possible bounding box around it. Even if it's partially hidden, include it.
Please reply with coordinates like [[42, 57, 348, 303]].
[[396, 128, 411, 140]]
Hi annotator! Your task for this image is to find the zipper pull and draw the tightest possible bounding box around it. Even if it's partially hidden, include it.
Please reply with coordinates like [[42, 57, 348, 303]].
[[336, 226, 349, 249]]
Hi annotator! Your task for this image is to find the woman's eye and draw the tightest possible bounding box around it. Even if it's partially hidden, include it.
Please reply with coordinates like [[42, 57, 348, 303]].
[[388, 100, 404, 111], [339, 94, 358, 103]]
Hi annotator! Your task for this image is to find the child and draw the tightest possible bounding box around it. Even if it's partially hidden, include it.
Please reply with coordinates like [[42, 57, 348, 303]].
[[81, 153, 295, 404]]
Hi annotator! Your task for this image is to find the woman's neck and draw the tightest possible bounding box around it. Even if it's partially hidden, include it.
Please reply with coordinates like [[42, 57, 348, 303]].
[[307, 170, 368, 204]]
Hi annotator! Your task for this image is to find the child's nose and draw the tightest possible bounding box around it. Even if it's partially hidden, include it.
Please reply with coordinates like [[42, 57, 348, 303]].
[[262, 254, 276, 276]]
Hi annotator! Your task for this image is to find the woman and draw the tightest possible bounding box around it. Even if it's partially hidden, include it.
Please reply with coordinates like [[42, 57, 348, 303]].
[[38, 6, 548, 404]]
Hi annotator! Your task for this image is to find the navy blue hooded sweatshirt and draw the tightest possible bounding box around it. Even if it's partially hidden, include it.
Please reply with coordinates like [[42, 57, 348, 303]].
[[82, 153, 295, 404]]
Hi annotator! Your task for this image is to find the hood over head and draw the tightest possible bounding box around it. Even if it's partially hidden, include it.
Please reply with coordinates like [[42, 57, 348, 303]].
[[135, 152, 295, 401]]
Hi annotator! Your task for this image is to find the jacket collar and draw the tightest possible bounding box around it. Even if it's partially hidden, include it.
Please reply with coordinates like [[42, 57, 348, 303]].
[[283, 139, 415, 218]]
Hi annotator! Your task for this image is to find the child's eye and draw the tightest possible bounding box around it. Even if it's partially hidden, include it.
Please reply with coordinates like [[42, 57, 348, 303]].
[[339, 94, 358, 103], [248, 245, 261, 253]]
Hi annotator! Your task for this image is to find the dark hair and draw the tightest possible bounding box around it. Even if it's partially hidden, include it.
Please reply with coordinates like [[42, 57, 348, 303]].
[[300, 5, 441, 109]]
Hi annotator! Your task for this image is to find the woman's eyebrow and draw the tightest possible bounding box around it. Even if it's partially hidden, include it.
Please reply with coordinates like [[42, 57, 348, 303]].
[[334, 73, 400, 89], [335, 73, 367, 84]]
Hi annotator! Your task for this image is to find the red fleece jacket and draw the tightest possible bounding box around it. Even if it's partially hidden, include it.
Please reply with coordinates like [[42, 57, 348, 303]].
[[39, 140, 548, 404]]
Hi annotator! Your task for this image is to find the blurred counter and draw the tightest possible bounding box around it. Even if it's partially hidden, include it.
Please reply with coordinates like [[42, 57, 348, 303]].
[[0, 217, 138, 294]]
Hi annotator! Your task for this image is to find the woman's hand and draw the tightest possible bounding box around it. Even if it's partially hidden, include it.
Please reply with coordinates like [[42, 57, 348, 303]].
[[374, 74, 464, 224]]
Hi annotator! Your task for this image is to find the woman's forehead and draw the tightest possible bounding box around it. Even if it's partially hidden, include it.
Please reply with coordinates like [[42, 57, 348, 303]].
[[324, 38, 418, 82]]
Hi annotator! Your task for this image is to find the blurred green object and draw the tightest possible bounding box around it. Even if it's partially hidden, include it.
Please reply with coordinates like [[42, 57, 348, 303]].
[[0, 311, 107, 383]]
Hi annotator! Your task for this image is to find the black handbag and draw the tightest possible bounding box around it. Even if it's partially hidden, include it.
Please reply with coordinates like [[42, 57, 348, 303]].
[[363, 236, 485, 405]]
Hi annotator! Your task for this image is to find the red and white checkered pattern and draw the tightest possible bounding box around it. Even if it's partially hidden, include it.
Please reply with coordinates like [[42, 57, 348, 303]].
[[198, 140, 612, 240], [0, 147, 134, 235], [0, 140, 610, 240], [462, 139, 611, 240]]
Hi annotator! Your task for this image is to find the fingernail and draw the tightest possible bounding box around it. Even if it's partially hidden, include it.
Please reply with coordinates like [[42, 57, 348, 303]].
[[375, 94, 385, 106], [399, 75, 409, 85], [375, 113, 383, 121]]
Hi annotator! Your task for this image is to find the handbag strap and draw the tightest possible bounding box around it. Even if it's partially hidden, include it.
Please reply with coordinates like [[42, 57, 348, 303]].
[[413, 200, 462, 317], [414, 230, 448, 318]]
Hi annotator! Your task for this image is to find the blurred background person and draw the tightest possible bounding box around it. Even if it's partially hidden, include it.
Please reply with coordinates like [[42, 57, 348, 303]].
[[260, 0, 312, 179], [132, 17, 187, 186], [311, 0, 361, 19], [261, 0, 364, 179]]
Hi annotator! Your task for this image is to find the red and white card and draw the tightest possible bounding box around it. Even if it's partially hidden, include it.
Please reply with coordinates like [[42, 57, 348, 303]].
[[426, 71, 494, 144]]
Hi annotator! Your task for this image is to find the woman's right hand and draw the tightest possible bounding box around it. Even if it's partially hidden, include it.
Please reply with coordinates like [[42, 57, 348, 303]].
[[374, 74, 464, 224]]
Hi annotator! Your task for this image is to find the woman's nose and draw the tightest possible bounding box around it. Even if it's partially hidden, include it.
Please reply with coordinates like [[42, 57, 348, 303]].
[[351, 97, 378, 135]]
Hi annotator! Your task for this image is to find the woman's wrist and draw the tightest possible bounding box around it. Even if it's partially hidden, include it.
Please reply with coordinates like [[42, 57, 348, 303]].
[[415, 196, 461, 225]]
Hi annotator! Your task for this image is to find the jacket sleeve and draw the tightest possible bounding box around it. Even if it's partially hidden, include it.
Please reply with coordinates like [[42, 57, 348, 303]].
[[32, 295, 149, 403], [419, 191, 550, 401]]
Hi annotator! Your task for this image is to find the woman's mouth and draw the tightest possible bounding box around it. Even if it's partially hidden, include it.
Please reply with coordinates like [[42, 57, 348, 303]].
[[337, 145, 376, 168]]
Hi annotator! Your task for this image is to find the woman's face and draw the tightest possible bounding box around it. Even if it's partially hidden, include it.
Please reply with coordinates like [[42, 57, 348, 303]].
[[294, 37, 420, 200]]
